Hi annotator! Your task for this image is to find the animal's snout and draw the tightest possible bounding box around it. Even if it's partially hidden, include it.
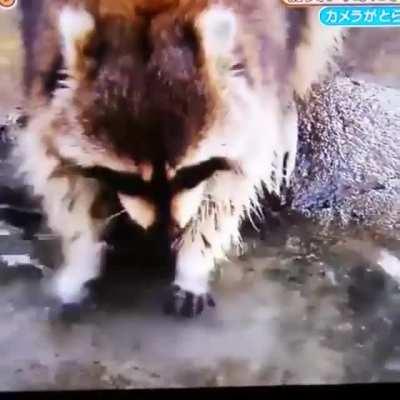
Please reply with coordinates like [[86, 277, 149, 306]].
[[118, 194, 156, 230]]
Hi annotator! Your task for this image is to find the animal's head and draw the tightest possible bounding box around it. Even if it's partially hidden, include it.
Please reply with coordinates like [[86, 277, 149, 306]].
[[39, 0, 280, 239]]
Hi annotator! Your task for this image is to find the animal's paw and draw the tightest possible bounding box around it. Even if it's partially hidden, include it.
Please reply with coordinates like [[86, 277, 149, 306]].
[[163, 285, 216, 318], [48, 299, 97, 324], [0, 124, 9, 144]]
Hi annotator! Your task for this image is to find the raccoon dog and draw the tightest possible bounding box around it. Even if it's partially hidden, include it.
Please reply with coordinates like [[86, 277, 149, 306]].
[[16, 0, 343, 317]]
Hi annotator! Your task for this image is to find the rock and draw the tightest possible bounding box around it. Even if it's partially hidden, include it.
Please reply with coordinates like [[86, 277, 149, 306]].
[[287, 77, 400, 239]]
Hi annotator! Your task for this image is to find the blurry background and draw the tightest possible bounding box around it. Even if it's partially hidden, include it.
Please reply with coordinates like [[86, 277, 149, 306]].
[[343, 28, 400, 88], [0, 8, 21, 115]]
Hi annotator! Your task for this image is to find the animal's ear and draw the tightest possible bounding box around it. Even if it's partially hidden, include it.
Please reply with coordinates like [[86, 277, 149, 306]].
[[196, 6, 237, 73], [58, 6, 96, 78]]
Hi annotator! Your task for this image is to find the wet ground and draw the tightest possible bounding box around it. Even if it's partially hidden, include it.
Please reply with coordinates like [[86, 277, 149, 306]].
[[3, 198, 400, 389], [1, 7, 400, 391]]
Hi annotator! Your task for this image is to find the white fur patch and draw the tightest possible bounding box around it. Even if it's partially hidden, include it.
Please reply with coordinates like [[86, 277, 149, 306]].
[[175, 240, 215, 295], [277, 101, 299, 188], [171, 183, 206, 229], [376, 249, 400, 283], [118, 194, 156, 230], [51, 235, 105, 304], [58, 6, 95, 72], [174, 171, 263, 296], [197, 6, 237, 57]]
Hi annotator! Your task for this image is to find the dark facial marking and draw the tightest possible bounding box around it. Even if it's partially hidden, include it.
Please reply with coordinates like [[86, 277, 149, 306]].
[[170, 157, 233, 193], [81, 157, 233, 198], [81, 166, 152, 198], [80, 157, 233, 252]]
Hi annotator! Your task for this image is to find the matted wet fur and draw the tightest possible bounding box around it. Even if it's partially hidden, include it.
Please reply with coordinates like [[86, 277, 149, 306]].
[[15, 0, 343, 317]]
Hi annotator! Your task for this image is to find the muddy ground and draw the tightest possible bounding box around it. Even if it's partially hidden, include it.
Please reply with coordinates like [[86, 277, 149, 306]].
[[0, 7, 400, 391]]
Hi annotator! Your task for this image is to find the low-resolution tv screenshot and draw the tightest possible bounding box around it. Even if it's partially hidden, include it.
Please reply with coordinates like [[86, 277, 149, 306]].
[[0, 0, 399, 393]]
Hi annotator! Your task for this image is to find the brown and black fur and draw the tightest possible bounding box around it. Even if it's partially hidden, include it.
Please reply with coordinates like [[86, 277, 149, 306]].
[[16, 0, 343, 318]]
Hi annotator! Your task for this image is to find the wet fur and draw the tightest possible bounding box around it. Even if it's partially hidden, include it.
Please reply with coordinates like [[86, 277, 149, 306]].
[[15, 0, 343, 310]]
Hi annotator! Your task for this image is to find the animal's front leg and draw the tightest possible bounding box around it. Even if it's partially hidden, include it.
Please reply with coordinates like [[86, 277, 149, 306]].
[[15, 116, 108, 320], [39, 175, 105, 319], [164, 173, 258, 318], [52, 232, 105, 307], [164, 230, 218, 318]]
